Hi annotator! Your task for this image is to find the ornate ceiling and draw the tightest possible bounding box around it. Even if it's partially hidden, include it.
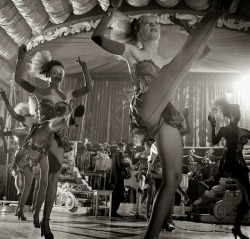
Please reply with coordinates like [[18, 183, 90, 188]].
[[0, 0, 250, 89]]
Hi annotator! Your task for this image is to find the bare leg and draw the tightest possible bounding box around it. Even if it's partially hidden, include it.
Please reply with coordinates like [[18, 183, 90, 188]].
[[139, 7, 223, 123], [15, 172, 24, 214], [32, 173, 40, 212], [33, 156, 49, 224], [48, 116, 68, 132], [145, 181, 154, 221], [166, 194, 175, 222], [18, 166, 33, 214], [42, 142, 64, 235], [144, 124, 183, 238], [48, 104, 85, 131], [139, 175, 146, 191], [31, 109, 82, 146]]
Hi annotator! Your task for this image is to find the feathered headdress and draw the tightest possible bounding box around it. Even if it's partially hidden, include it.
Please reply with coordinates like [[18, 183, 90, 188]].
[[210, 95, 239, 119], [110, 11, 133, 43], [28, 51, 52, 81], [14, 102, 29, 116], [28, 95, 38, 117]]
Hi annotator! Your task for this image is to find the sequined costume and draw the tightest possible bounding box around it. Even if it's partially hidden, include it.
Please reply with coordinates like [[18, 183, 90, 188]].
[[219, 123, 249, 177], [24, 99, 73, 173], [24, 121, 52, 160], [28, 99, 73, 153], [130, 60, 186, 140]]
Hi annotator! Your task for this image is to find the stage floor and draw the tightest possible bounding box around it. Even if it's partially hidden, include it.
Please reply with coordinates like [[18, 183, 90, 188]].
[[0, 210, 249, 239]]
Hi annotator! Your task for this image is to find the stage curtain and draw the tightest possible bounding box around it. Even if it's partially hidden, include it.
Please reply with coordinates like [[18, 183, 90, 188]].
[[15, 72, 249, 147], [62, 72, 133, 144], [62, 72, 247, 147]]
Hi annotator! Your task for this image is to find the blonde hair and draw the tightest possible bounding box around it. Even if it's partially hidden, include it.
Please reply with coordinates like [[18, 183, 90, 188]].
[[111, 12, 159, 44]]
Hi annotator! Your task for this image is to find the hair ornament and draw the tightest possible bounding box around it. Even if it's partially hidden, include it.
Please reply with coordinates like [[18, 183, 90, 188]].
[[210, 95, 235, 119], [28, 51, 52, 81], [28, 95, 38, 117], [110, 11, 133, 43], [14, 102, 29, 116]]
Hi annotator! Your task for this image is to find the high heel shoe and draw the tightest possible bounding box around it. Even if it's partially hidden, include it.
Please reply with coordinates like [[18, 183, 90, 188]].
[[17, 210, 27, 221], [161, 221, 175, 232], [40, 219, 54, 239], [232, 227, 249, 239], [33, 213, 40, 228]]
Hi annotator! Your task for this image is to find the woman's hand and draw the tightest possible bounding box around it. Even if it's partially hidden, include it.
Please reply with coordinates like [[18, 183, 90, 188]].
[[183, 107, 190, 119], [109, 0, 123, 10], [75, 56, 87, 69], [208, 114, 216, 127], [18, 44, 27, 59]]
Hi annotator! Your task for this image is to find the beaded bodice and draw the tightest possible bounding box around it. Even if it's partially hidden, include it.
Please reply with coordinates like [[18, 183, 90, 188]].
[[131, 60, 160, 94], [39, 98, 69, 121]]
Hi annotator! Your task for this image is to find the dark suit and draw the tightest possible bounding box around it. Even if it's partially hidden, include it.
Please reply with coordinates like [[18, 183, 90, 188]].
[[110, 150, 125, 215]]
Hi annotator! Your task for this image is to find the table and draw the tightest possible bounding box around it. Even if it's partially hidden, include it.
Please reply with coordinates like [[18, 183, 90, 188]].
[[81, 171, 109, 190]]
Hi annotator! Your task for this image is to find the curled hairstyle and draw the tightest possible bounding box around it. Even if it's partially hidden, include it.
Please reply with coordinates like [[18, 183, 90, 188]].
[[211, 95, 240, 119], [28, 51, 64, 80], [40, 60, 64, 77], [111, 12, 159, 44]]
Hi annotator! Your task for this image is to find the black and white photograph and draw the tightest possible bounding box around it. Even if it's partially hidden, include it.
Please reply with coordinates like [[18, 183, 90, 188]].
[[0, 0, 250, 238]]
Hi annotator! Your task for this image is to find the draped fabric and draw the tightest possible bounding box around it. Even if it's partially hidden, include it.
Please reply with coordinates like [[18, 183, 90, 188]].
[[51, 72, 249, 147], [171, 73, 248, 147], [3, 71, 249, 200], [27, 28, 250, 76], [61, 73, 133, 144]]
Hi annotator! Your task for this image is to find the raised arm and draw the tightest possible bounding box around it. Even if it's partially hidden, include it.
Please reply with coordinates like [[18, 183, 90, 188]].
[[15, 45, 36, 93], [91, 0, 125, 55], [208, 115, 223, 145], [72, 57, 93, 98], [0, 89, 25, 123]]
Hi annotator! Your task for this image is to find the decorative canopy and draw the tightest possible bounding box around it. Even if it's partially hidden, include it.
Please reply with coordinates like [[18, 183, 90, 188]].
[[0, 0, 250, 88]]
